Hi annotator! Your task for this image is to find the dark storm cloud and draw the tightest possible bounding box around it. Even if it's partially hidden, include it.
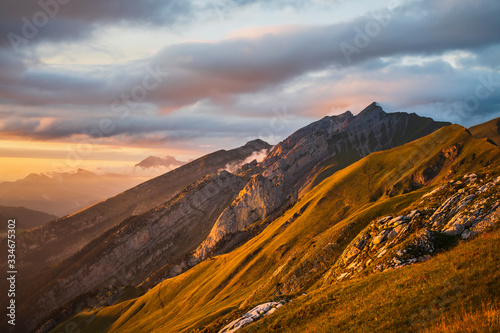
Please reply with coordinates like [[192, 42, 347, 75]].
[[0, 0, 314, 48], [7, 0, 500, 109], [1, 0, 500, 142], [136, 0, 500, 110], [0, 0, 193, 47]]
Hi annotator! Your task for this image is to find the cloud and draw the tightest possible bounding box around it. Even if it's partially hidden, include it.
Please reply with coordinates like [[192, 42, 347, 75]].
[[221, 148, 269, 173], [0, 0, 193, 47], [1, 0, 500, 146], [0, 0, 320, 49], [3, 0, 500, 108]]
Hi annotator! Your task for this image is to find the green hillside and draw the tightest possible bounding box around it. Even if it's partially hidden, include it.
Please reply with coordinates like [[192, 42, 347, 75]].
[[49, 125, 500, 333]]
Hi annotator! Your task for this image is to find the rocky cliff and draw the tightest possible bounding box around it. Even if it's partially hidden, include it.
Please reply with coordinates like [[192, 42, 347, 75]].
[[21, 171, 247, 331], [193, 103, 450, 263]]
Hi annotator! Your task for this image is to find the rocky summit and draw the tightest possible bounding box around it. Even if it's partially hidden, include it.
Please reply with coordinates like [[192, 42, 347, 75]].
[[193, 103, 450, 265]]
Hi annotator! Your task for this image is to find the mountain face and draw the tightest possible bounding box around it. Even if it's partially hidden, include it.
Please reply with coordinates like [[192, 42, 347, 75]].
[[44, 121, 500, 333], [135, 155, 186, 169], [23, 171, 247, 330], [0, 206, 57, 233], [193, 103, 450, 264], [261, 102, 450, 196], [13, 104, 499, 333]]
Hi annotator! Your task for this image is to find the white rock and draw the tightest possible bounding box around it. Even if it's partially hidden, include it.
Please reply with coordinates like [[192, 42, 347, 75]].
[[422, 185, 447, 198], [337, 272, 350, 281], [219, 302, 283, 333], [461, 229, 475, 240], [443, 224, 465, 236]]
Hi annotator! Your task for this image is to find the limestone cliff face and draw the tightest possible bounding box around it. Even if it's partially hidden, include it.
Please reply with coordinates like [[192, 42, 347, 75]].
[[194, 174, 285, 261], [21, 171, 247, 330], [193, 103, 450, 262], [262, 103, 450, 196]]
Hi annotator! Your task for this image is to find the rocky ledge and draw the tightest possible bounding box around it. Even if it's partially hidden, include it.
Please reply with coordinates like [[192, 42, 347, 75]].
[[326, 172, 500, 283]]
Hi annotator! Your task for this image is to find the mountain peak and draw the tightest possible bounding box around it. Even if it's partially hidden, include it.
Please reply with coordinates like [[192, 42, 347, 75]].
[[357, 102, 385, 117], [135, 155, 185, 169], [245, 139, 271, 150], [343, 110, 354, 117]]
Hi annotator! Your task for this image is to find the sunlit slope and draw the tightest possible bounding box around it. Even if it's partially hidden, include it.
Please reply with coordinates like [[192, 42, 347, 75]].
[[50, 125, 500, 333], [469, 117, 500, 146], [244, 225, 500, 333]]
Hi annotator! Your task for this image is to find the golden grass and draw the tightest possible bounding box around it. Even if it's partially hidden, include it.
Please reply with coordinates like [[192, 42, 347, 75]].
[[423, 302, 500, 333]]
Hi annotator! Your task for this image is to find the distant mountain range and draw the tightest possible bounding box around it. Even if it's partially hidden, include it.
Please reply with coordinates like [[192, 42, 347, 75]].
[[5, 103, 500, 333], [0, 155, 189, 217], [0, 169, 147, 217], [135, 155, 186, 169], [0, 206, 57, 234]]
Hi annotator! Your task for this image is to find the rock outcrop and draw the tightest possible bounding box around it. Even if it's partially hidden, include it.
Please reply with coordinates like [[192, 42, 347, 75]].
[[219, 301, 286, 333], [325, 172, 500, 283]]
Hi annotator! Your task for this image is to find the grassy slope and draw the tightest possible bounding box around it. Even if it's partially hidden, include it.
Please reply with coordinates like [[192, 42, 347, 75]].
[[469, 117, 500, 146], [299, 114, 449, 197], [50, 125, 500, 333], [244, 226, 500, 333]]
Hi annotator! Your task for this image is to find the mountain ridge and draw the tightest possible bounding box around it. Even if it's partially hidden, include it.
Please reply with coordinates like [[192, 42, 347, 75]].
[[9, 104, 500, 333], [44, 122, 500, 333], [20, 103, 459, 333]]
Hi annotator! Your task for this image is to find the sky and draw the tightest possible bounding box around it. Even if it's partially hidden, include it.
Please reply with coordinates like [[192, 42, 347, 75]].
[[1, 0, 499, 181]]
